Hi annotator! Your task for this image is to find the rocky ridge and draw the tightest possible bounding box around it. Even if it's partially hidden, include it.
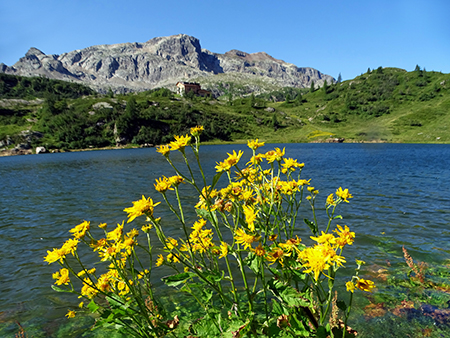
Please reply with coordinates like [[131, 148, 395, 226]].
[[0, 34, 334, 94]]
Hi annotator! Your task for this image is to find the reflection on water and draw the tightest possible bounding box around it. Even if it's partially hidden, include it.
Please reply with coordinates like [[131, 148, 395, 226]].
[[1, 144, 450, 336]]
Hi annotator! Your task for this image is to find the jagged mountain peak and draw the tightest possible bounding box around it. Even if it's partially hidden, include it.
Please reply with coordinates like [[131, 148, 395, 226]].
[[1, 34, 334, 94]]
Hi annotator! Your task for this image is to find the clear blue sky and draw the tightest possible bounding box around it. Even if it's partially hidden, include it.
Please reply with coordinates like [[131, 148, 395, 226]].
[[1, 0, 448, 81]]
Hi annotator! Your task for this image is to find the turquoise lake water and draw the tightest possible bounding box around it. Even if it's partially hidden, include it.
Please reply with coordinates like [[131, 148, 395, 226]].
[[1, 143, 449, 337]]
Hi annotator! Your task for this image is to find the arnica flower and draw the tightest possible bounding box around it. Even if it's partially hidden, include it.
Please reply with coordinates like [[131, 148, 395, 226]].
[[356, 278, 376, 292], [154, 176, 173, 193], [281, 158, 304, 174], [243, 205, 259, 232], [69, 220, 90, 239], [44, 247, 66, 264], [300, 243, 345, 280], [310, 231, 336, 246], [156, 254, 164, 267], [326, 193, 336, 206], [247, 139, 265, 150], [65, 310, 76, 318], [107, 222, 124, 242], [219, 241, 228, 259], [169, 134, 191, 151], [190, 125, 204, 137], [346, 281, 356, 293], [234, 228, 258, 250], [336, 187, 353, 203], [156, 144, 170, 156], [265, 147, 285, 163], [53, 268, 70, 285], [333, 225, 355, 248], [247, 153, 265, 165], [297, 179, 311, 186], [253, 243, 266, 257], [124, 195, 160, 223], [165, 237, 178, 250], [168, 175, 184, 187], [215, 150, 244, 172], [266, 247, 288, 266]]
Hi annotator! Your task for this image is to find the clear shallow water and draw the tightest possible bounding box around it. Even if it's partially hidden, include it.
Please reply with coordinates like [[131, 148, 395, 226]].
[[1, 143, 450, 337]]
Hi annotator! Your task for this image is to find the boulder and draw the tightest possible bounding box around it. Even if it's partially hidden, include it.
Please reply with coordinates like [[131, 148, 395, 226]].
[[36, 146, 47, 154]]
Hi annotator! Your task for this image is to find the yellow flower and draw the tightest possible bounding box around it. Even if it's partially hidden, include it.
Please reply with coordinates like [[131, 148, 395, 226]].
[[247, 154, 265, 165], [69, 220, 90, 239], [346, 281, 355, 293], [168, 175, 184, 187], [78, 301, 84, 308], [53, 268, 70, 285], [336, 187, 353, 203], [156, 144, 170, 156], [326, 193, 336, 206], [156, 254, 164, 267], [281, 158, 304, 173], [269, 234, 278, 242], [333, 225, 355, 248], [266, 247, 287, 266], [190, 125, 204, 137], [243, 205, 259, 232], [300, 243, 345, 280], [165, 237, 178, 250], [107, 222, 124, 242], [215, 150, 244, 172], [98, 222, 107, 229], [124, 195, 160, 223], [219, 241, 228, 259], [65, 310, 76, 318], [154, 176, 173, 193], [61, 238, 79, 256], [44, 248, 66, 264], [253, 243, 266, 257], [169, 134, 191, 151], [310, 231, 336, 246], [265, 147, 285, 163], [356, 278, 375, 292], [247, 139, 265, 150], [141, 224, 153, 233], [297, 179, 311, 186], [234, 228, 258, 250]]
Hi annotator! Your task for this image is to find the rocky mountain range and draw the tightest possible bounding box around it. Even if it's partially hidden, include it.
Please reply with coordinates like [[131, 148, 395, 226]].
[[0, 34, 334, 95]]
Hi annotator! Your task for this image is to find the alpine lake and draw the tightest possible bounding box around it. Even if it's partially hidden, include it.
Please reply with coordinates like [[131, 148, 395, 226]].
[[1, 143, 449, 337]]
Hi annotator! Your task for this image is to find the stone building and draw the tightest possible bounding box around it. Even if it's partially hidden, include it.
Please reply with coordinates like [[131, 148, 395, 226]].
[[176, 82, 211, 97]]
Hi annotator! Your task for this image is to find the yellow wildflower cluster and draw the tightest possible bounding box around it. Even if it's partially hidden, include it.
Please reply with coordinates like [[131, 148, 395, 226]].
[[123, 195, 160, 223]]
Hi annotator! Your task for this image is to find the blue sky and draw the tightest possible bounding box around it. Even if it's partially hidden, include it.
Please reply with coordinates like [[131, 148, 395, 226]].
[[0, 0, 448, 80]]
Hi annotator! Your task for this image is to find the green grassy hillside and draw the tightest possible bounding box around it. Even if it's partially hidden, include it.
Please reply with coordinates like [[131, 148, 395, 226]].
[[1, 67, 449, 153]]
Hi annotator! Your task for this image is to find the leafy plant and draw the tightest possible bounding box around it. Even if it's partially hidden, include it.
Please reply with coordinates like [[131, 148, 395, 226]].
[[44, 128, 375, 337]]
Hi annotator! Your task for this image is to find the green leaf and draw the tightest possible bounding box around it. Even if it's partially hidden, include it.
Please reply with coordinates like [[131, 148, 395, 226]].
[[211, 172, 223, 190], [50, 285, 71, 293], [162, 272, 195, 287], [304, 218, 317, 234], [268, 279, 310, 308], [196, 208, 218, 224], [88, 300, 100, 313], [244, 252, 261, 274], [333, 215, 343, 220]]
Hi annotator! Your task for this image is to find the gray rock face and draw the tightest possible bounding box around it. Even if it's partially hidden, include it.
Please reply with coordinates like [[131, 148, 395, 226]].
[[1, 34, 334, 93]]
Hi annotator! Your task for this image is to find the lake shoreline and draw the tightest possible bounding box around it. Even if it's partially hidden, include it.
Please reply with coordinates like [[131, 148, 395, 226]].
[[3, 138, 449, 158]]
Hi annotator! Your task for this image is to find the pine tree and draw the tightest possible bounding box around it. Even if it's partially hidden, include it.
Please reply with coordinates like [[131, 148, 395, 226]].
[[337, 73, 342, 83], [323, 80, 328, 93], [310, 80, 315, 93]]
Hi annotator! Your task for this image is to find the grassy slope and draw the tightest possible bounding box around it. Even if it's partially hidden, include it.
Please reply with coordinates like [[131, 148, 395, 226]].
[[1, 68, 450, 150]]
